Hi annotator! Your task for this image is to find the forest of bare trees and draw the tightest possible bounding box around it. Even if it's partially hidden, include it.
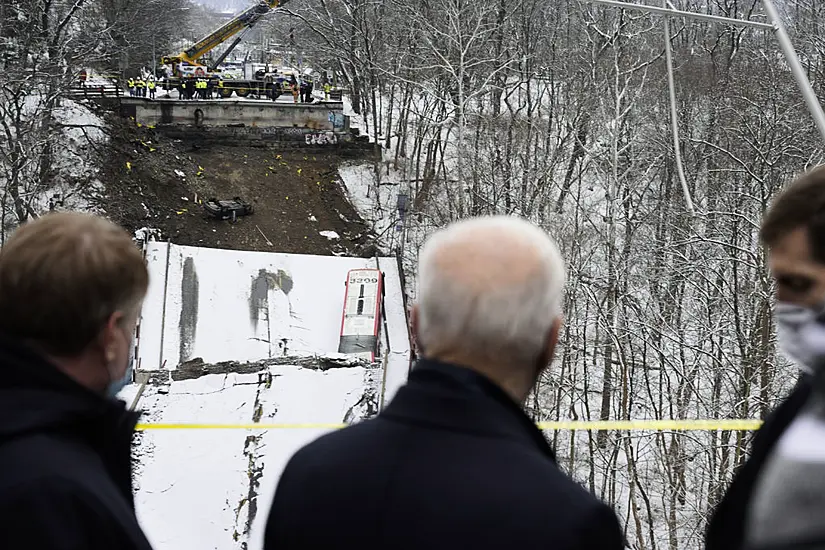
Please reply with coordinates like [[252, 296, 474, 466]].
[[283, 0, 825, 546], [0, 0, 187, 237], [3, 0, 825, 545]]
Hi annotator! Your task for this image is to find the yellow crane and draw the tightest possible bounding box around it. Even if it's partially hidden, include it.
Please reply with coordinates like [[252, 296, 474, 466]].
[[161, 0, 288, 70]]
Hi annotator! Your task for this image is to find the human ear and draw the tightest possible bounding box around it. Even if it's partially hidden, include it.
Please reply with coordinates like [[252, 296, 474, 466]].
[[410, 305, 425, 356], [544, 316, 563, 366], [99, 310, 126, 364]]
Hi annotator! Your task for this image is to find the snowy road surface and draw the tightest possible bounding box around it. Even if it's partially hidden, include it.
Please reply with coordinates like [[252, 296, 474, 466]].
[[137, 242, 409, 371], [132, 365, 376, 550], [128, 242, 410, 550]]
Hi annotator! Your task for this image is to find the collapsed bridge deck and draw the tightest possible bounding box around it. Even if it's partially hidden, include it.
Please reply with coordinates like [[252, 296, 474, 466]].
[[126, 242, 411, 550]]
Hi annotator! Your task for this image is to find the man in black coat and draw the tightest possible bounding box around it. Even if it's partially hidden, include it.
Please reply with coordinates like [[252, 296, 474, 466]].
[[0, 212, 152, 550], [706, 165, 825, 549], [264, 215, 625, 550], [705, 375, 812, 549]]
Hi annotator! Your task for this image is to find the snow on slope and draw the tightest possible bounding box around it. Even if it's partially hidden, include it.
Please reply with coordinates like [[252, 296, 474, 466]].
[[377, 256, 410, 407]]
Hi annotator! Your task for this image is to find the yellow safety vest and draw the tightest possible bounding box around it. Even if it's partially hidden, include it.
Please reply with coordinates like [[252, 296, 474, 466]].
[[147, 81, 156, 89]]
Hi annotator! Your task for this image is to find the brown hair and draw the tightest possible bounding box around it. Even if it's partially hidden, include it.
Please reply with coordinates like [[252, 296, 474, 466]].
[[760, 165, 825, 263], [0, 212, 149, 356]]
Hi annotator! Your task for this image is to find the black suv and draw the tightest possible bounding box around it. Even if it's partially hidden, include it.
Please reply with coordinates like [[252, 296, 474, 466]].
[[203, 197, 254, 221]]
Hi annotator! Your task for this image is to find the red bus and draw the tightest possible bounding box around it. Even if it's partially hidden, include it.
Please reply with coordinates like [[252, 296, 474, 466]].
[[338, 268, 384, 362]]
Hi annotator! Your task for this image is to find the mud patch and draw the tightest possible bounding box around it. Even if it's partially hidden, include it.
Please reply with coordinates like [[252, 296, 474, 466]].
[[249, 269, 271, 327], [100, 117, 377, 256], [248, 268, 293, 326], [275, 269, 293, 294], [170, 355, 369, 381], [179, 256, 199, 364]]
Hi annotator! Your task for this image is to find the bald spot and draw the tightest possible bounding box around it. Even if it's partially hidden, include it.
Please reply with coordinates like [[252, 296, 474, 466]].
[[428, 225, 546, 293]]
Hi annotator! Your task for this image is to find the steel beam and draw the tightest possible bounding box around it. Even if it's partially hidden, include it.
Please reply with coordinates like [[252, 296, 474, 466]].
[[588, 0, 825, 146], [588, 0, 774, 29], [761, 0, 825, 145]]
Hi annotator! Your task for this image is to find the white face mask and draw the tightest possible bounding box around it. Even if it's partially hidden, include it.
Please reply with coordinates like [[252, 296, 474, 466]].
[[775, 302, 825, 374]]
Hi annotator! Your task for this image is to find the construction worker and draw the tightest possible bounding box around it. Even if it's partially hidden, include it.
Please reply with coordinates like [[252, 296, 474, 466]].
[[127, 77, 135, 96], [306, 79, 314, 103], [300, 80, 308, 103], [323, 82, 331, 101], [135, 77, 145, 98], [197, 78, 207, 100], [147, 78, 156, 100]]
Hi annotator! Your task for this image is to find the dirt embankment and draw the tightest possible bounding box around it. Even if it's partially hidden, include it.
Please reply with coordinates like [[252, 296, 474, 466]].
[[98, 116, 379, 256]]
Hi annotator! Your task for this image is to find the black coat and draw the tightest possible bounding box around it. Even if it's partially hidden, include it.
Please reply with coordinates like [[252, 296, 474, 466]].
[[0, 334, 153, 550], [705, 374, 813, 550], [264, 359, 625, 550]]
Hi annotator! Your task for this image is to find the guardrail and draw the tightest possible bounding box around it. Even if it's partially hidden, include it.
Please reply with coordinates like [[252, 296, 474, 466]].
[[66, 85, 123, 100]]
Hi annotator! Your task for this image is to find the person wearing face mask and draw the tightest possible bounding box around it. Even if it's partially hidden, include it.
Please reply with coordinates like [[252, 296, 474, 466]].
[[263, 216, 625, 550], [0, 212, 153, 550], [705, 166, 825, 550]]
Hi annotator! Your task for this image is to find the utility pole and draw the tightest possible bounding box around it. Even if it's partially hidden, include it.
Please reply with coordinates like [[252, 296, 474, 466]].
[[761, 0, 825, 144], [587, 0, 825, 146]]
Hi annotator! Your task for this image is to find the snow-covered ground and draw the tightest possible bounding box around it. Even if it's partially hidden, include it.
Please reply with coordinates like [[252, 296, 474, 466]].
[[376, 256, 410, 406], [137, 242, 410, 370], [126, 242, 410, 550], [152, 87, 330, 104], [132, 364, 375, 550]]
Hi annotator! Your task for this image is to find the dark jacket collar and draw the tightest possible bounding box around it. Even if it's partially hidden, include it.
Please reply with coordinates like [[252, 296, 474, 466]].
[[0, 332, 140, 505], [381, 358, 556, 462], [706, 372, 813, 549]]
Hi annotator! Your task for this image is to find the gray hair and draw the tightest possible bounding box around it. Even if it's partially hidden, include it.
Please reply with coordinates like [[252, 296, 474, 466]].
[[416, 215, 566, 366]]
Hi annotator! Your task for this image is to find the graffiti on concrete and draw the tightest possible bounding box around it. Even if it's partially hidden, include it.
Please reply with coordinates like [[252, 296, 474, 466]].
[[305, 132, 338, 145], [328, 112, 345, 130]]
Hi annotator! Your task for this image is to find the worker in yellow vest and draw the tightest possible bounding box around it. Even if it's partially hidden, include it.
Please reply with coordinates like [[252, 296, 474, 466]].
[[147, 78, 156, 99], [127, 78, 135, 96], [135, 77, 146, 98]]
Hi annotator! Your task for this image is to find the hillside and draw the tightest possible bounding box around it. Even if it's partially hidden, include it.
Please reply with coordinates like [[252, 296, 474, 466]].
[[99, 115, 378, 256]]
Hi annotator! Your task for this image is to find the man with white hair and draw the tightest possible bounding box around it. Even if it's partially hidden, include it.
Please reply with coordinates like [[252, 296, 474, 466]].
[[263, 215, 625, 550]]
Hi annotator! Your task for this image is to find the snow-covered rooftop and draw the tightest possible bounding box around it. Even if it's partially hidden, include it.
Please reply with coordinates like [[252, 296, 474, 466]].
[[125, 242, 411, 550]]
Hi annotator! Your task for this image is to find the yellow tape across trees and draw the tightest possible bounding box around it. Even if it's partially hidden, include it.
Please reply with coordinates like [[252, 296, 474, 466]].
[[134, 419, 764, 431]]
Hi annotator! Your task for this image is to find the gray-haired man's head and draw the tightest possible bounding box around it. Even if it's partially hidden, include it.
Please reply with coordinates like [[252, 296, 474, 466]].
[[411, 215, 566, 403]]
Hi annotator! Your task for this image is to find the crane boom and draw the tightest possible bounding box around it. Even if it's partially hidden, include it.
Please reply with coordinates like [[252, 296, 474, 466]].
[[161, 0, 286, 66]]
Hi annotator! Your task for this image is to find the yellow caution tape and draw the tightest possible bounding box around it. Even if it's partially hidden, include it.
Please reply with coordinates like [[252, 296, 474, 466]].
[[134, 419, 763, 432], [136, 423, 346, 430], [536, 419, 763, 431]]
